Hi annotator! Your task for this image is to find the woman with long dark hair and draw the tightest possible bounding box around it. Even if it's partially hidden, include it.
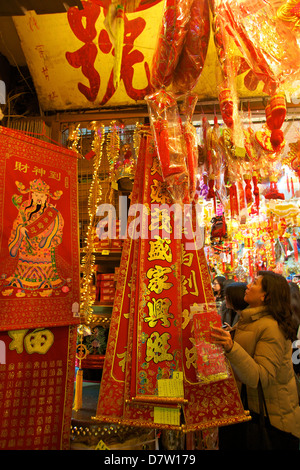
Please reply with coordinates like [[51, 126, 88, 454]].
[[212, 271, 300, 450], [220, 282, 248, 328]]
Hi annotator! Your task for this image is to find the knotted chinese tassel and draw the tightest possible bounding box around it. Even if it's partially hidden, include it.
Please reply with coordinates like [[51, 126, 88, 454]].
[[244, 174, 252, 205], [252, 171, 259, 213]]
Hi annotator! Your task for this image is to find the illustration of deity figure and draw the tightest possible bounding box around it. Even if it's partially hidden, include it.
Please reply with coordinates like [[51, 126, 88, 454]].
[[3, 178, 66, 292]]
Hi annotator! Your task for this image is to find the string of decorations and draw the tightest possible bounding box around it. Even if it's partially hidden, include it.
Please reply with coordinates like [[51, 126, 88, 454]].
[[80, 121, 106, 324], [106, 120, 120, 203]]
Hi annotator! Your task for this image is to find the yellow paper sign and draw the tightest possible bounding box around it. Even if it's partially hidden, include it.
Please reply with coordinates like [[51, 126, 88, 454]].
[[157, 373, 184, 398], [154, 407, 180, 426]]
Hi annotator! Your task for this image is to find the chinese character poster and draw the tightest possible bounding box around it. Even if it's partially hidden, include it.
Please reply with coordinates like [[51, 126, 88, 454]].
[[0, 126, 80, 330]]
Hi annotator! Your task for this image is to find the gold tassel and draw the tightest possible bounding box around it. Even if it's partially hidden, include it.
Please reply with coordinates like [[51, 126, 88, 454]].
[[73, 368, 83, 411]]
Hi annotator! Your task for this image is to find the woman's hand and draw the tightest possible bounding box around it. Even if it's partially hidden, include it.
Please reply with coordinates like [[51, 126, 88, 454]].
[[211, 326, 234, 353]]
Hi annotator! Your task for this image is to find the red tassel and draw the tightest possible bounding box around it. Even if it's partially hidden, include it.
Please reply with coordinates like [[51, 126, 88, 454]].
[[244, 174, 252, 205], [287, 175, 290, 193], [229, 184, 238, 218], [252, 172, 259, 213], [270, 129, 284, 149], [248, 251, 253, 278]]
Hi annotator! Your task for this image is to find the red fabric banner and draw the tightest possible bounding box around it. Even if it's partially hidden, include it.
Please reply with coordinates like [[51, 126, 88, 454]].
[[95, 129, 248, 431], [0, 126, 80, 330], [0, 325, 77, 450]]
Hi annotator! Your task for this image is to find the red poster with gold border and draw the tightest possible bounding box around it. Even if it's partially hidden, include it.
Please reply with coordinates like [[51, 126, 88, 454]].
[[0, 126, 80, 330], [0, 325, 76, 450]]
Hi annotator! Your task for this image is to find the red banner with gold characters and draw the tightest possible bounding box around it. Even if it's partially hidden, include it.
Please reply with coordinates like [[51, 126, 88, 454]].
[[0, 325, 77, 450], [0, 126, 80, 331], [95, 128, 249, 432]]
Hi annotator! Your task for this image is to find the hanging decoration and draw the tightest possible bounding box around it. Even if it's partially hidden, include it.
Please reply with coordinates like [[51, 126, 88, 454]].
[[95, 129, 249, 432], [104, 1, 125, 89], [151, 0, 194, 90], [172, 0, 210, 93], [80, 122, 106, 324], [106, 120, 121, 203], [145, 88, 189, 204]]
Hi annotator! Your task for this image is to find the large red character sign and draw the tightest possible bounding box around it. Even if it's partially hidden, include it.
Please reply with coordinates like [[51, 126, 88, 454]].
[[66, 1, 153, 105]]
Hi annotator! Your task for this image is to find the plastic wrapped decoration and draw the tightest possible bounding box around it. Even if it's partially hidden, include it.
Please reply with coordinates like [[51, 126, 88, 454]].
[[283, 138, 300, 179], [191, 303, 229, 384], [104, 2, 125, 89], [151, 0, 194, 90], [252, 171, 260, 214], [215, 0, 300, 95], [172, 0, 210, 93], [145, 89, 189, 203], [210, 214, 227, 243], [244, 173, 252, 206], [255, 94, 286, 157], [218, 85, 234, 129], [180, 94, 199, 201]]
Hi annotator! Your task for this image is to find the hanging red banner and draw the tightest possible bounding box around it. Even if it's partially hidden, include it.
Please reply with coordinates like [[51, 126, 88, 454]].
[[95, 129, 248, 431], [0, 126, 80, 331]]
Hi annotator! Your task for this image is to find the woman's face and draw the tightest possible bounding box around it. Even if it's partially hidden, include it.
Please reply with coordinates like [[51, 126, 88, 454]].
[[244, 276, 265, 307], [212, 280, 221, 294]]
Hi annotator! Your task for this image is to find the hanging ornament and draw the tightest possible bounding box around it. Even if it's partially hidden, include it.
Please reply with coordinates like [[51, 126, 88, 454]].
[[206, 174, 216, 213], [244, 173, 252, 205], [283, 139, 300, 179], [269, 94, 286, 150], [293, 230, 299, 262], [265, 175, 285, 200], [104, 2, 125, 89], [229, 183, 239, 218], [218, 86, 234, 129], [181, 94, 199, 201], [252, 171, 260, 213]]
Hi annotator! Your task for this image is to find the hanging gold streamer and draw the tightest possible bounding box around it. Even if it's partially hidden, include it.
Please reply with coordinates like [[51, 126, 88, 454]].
[[106, 120, 121, 204], [80, 122, 106, 324]]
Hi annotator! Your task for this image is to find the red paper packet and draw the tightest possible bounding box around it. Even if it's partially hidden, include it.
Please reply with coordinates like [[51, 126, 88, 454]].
[[191, 303, 229, 384]]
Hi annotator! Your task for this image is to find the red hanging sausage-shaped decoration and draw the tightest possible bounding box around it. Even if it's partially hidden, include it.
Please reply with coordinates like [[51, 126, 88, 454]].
[[151, 0, 193, 90], [172, 0, 210, 93], [218, 87, 234, 129], [229, 183, 238, 218], [252, 171, 259, 213], [267, 94, 286, 150]]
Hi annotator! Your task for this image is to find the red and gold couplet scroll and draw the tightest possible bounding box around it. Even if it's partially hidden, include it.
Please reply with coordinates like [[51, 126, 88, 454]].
[[95, 130, 248, 431], [0, 325, 76, 450]]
